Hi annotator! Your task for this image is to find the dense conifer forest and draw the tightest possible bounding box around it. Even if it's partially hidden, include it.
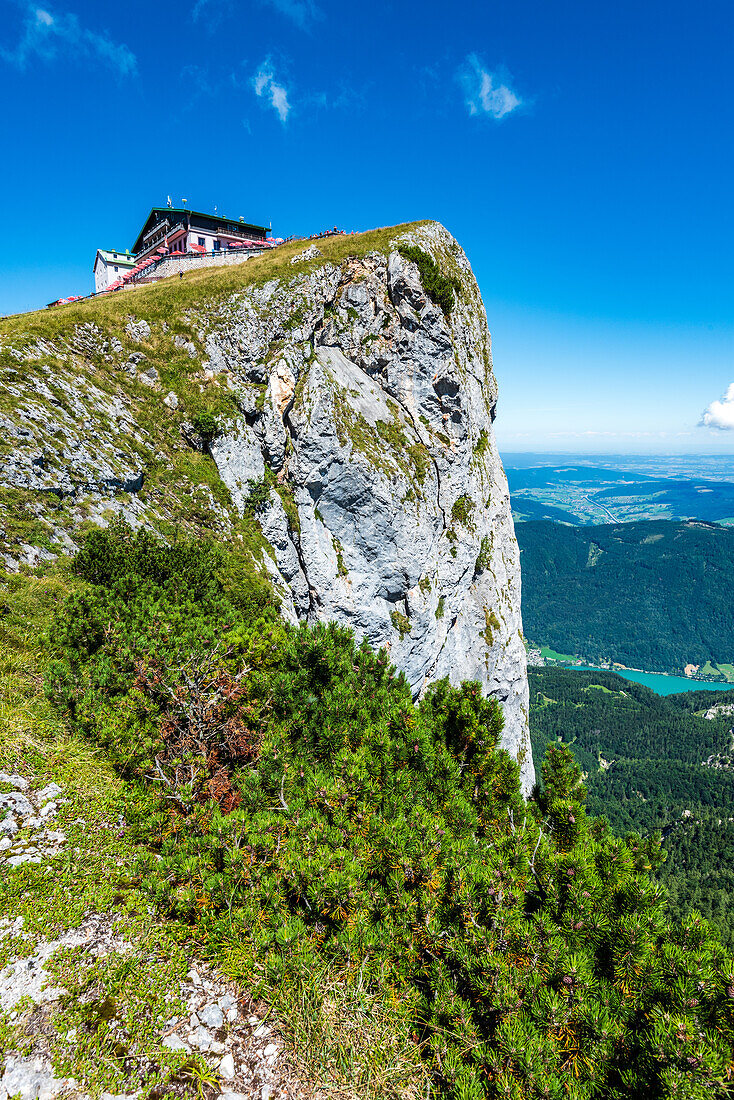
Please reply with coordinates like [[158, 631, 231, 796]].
[[518, 520, 734, 673], [529, 667, 734, 947]]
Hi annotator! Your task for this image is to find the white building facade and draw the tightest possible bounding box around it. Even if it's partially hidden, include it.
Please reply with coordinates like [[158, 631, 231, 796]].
[[94, 249, 136, 292]]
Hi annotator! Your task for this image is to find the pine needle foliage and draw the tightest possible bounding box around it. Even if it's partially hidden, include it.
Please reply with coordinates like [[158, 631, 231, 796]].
[[46, 524, 734, 1099], [398, 246, 461, 317]]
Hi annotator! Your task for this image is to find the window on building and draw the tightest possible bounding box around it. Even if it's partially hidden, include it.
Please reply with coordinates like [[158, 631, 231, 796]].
[[114, 266, 118, 272], [198, 237, 205, 247], [213, 240, 221, 251]]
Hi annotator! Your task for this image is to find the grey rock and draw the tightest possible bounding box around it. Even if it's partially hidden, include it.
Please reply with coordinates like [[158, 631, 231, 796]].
[[162, 1034, 190, 1052], [218, 1053, 236, 1079], [163, 224, 533, 790], [199, 1002, 224, 1029], [164, 392, 179, 409], [180, 422, 206, 452], [139, 366, 160, 388], [0, 773, 28, 790], [126, 319, 151, 343], [0, 793, 33, 818], [209, 423, 264, 509], [190, 1025, 212, 1051], [0, 1055, 64, 1100], [174, 335, 198, 358], [37, 784, 62, 803], [291, 245, 322, 264]]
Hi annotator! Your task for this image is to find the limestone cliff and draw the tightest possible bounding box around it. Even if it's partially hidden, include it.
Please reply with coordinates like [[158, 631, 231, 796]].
[[0, 221, 533, 792]]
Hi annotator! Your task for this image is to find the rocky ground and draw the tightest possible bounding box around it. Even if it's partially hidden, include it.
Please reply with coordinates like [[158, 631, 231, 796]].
[[0, 771, 319, 1100]]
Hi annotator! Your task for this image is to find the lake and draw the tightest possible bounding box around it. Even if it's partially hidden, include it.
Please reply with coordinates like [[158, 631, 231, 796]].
[[575, 666, 734, 697]]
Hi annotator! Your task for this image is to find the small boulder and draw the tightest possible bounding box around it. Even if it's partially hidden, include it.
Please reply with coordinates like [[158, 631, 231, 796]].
[[126, 319, 151, 343], [200, 1003, 224, 1029], [219, 1054, 236, 1079], [138, 367, 160, 389], [162, 1035, 189, 1052], [189, 1025, 212, 1051], [290, 246, 321, 264]]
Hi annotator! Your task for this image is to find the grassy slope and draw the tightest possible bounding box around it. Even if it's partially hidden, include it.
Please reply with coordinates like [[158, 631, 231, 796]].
[[1, 223, 430, 338]]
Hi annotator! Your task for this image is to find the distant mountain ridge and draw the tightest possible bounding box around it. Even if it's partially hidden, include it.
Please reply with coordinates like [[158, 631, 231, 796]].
[[518, 518, 734, 674]]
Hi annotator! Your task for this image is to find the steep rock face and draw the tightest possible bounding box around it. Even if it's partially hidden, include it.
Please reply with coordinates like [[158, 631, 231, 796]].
[[205, 224, 532, 791], [0, 222, 532, 792]]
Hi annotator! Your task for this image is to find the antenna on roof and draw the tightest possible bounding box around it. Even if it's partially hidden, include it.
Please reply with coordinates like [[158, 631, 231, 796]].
[[167, 195, 172, 208]]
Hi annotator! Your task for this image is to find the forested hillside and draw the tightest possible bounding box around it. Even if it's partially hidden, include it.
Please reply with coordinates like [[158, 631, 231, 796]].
[[518, 519, 734, 673], [529, 667, 734, 945]]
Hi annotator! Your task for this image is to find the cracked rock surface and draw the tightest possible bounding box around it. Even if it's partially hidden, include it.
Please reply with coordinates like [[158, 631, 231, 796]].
[[205, 223, 532, 789]]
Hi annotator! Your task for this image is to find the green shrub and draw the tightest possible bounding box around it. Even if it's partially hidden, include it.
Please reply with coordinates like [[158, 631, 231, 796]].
[[398, 246, 461, 318], [474, 429, 489, 457], [475, 535, 493, 574], [390, 608, 412, 638], [451, 494, 475, 529], [191, 411, 219, 439], [245, 468, 277, 514], [47, 527, 734, 1100]]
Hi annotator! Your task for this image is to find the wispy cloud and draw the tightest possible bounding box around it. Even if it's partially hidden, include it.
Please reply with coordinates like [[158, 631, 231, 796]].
[[262, 0, 322, 28], [193, 0, 321, 29], [700, 383, 734, 430], [1, 2, 136, 75], [458, 54, 521, 119], [252, 58, 290, 122]]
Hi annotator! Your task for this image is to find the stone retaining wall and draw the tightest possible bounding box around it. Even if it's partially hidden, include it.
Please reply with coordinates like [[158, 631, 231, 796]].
[[138, 249, 266, 283]]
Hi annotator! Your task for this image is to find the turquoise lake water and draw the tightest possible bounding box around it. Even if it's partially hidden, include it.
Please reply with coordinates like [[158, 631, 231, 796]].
[[574, 666, 734, 697]]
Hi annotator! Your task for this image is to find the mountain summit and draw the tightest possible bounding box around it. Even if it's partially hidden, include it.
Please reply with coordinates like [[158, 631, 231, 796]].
[[0, 220, 532, 791]]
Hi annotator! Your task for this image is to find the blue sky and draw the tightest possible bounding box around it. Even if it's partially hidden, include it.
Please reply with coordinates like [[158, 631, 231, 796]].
[[1, 0, 733, 452]]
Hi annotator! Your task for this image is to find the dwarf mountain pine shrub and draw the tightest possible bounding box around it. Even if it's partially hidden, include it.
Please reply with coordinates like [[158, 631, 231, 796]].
[[47, 524, 734, 1100], [191, 411, 219, 440], [398, 245, 461, 318]]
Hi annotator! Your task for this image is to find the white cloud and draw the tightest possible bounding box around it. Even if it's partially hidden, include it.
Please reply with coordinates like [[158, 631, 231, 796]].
[[263, 0, 321, 27], [459, 53, 521, 119], [1, 1, 136, 75], [252, 59, 290, 122], [194, 0, 321, 28], [700, 383, 734, 431]]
